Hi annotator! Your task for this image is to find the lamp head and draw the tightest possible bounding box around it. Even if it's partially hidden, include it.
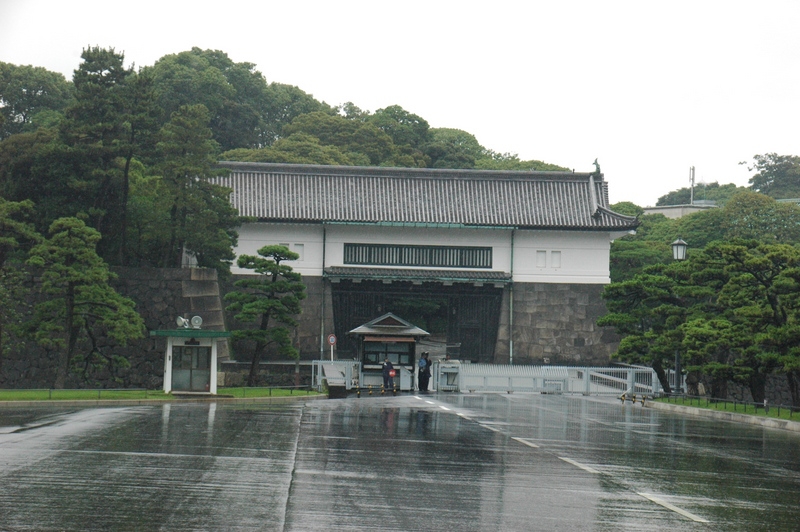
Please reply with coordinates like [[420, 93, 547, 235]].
[[671, 238, 688, 261]]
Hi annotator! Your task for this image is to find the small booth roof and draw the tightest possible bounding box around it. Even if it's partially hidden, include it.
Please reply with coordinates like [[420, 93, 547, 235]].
[[150, 329, 231, 338], [348, 313, 430, 338]]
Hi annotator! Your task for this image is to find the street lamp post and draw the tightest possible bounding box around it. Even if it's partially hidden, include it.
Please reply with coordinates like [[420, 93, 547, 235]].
[[671, 238, 688, 394]]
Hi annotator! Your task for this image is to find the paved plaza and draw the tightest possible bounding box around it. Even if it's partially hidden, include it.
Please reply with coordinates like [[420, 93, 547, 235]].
[[1, 393, 799, 531]]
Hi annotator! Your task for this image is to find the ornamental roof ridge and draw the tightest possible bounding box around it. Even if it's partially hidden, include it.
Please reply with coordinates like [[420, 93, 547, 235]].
[[217, 161, 597, 182]]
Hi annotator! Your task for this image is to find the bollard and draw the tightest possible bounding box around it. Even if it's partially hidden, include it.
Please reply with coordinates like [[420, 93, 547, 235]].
[[368, 385, 373, 396], [380, 385, 385, 395], [764, 399, 769, 414], [357, 387, 361, 398], [620, 393, 626, 404], [393, 384, 397, 396]]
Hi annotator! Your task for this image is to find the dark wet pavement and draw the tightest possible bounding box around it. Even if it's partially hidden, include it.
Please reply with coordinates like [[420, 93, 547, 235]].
[[0, 394, 798, 531]]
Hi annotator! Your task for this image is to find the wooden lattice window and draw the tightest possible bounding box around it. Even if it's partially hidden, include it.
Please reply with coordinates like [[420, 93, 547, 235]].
[[344, 244, 492, 268]]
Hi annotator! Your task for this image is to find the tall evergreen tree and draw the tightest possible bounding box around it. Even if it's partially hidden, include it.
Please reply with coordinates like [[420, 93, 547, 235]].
[[155, 104, 238, 273], [225, 245, 306, 386], [27, 218, 144, 388], [0, 198, 41, 375], [61, 47, 159, 264]]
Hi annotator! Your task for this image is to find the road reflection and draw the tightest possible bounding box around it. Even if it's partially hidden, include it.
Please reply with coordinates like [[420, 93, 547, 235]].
[[0, 394, 797, 531]]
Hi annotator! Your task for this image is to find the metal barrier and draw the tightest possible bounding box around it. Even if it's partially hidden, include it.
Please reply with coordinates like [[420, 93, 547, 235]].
[[311, 360, 361, 391], [313, 361, 668, 397], [432, 363, 663, 396]]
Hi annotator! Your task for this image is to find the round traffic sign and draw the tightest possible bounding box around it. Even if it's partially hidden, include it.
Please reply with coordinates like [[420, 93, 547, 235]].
[[327, 334, 337, 346]]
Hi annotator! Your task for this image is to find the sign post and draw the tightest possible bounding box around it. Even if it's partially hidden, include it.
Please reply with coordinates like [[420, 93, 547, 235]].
[[327, 334, 337, 361]]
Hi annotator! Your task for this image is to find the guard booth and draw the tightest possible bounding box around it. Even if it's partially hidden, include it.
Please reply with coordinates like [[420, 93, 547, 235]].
[[349, 313, 429, 391], [150, 317, 231, 395]]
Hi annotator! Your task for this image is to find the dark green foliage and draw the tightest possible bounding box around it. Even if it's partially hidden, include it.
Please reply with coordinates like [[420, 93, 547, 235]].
[[225, 245, 306, 386], [26, 218, 145, 388], [746, 153, 800, 199], [59, 47, 161, 264], [0, 198, 41, 370], [0, 62, 74, 139], [609, 191, 800, 282], [222, 133, 355, 165], [155, 104, 239, 274], [474, 152, 570, 172], [147, 48, 331, 151], [656, 182, 745, 206], [601, 239, 800, 404]]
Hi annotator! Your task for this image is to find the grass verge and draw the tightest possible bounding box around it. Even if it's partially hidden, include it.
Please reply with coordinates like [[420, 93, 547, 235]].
[[0, 387, 319, 402], [218, 387, 319, 398], [655, 396, 799, 421], [0, 389, 171, 401]]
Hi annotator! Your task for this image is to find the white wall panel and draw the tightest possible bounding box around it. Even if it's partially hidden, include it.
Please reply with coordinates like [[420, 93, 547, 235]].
[[232, 223, 612, 284]]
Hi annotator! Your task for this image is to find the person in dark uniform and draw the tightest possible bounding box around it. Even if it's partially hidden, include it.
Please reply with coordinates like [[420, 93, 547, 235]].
[[382, 356, 395, 391], [418, 352, 431, 392]]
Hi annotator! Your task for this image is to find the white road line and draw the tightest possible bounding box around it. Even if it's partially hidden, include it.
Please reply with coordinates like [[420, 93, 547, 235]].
[[480, 424, 503, 433], [425, 400, 435, 405], [439, 406, 451, 411], [511, 437, 540, 448], [637, 493, 710, 523], [558, 456, 601, 474]]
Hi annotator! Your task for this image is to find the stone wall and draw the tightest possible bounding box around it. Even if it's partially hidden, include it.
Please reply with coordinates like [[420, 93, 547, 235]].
[[1, 267, 225, 389], [721, 374, 794, 406], [495, 283, 620, 366]]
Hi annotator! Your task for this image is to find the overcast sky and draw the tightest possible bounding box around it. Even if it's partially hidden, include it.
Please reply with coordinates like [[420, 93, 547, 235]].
[[2, 0, 799, 206]]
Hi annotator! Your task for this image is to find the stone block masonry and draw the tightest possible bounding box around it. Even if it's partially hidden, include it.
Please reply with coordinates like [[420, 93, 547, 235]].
[[1, 267, 227, 389], [495, 283, 619, 366]]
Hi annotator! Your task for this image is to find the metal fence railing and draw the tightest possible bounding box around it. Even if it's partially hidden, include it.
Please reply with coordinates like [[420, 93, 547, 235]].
[[661, 394, 799, 419]]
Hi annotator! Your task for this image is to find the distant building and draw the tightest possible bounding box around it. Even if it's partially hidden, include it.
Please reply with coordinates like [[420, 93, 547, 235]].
[[213, 162, 639, 366], [643, 200, 717, 219]]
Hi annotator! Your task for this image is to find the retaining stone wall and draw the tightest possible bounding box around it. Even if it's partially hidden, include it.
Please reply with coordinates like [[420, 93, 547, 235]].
[[495, 283, 620, 366], [1, 267, 222, 389]]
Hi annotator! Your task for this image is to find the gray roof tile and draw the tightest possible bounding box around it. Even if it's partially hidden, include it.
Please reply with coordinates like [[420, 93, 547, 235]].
[[214, 162, 639, 230]]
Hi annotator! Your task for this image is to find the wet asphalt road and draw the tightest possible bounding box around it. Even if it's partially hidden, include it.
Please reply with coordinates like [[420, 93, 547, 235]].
[[0, 393, 798, 531]]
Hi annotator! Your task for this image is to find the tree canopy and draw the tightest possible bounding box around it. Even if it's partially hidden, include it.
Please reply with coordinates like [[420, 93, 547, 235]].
[[0, 62, 73, 140], [746, 153, 800, 199], [224, 245, 306, 385], [27, 218, 145, 388], [656, 181, 745, 206]]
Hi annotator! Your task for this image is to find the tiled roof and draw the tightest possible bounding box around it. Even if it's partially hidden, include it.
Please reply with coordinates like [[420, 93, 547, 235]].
[[349, 312, 430, 337], [213, 162, 639, 231], [324, 266, 512, 284]]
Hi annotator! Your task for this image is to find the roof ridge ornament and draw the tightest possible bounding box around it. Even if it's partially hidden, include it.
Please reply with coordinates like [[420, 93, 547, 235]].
[[588, 172, 600, 218]]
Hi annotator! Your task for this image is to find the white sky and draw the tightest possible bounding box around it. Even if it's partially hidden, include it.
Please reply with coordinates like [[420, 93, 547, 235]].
[[2, 0, 799, 207]]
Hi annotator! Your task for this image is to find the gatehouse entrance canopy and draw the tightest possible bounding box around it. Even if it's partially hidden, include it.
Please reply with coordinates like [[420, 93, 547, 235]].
[[349, 313, 429, 392], [349, 313, 430, 338]]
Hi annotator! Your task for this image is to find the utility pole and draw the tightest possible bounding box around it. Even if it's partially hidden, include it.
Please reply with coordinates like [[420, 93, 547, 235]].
[[689, 166, 695, 205]]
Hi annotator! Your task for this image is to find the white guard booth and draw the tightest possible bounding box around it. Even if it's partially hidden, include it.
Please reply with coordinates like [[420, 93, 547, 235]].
[[150, 328, 231, 395]]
